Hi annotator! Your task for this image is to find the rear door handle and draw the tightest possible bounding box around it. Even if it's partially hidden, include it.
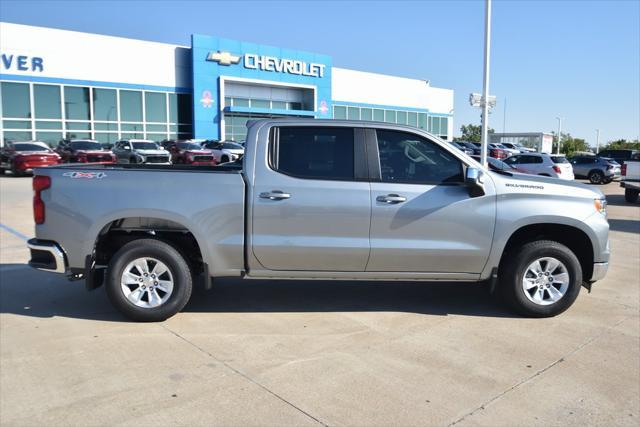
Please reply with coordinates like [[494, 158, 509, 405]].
[[376, 194, 407, 204], [259, 190, 291, 200]]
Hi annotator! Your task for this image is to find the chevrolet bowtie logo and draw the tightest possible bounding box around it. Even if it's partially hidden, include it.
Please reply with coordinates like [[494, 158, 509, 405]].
[[206, 51, 241, 66]]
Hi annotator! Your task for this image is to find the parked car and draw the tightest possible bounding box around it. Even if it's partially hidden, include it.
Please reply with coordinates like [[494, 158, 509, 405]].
[[500, 142, 536, 153], [488, 143, 510, 160], [55, 139, 116, 164], [27, 119, 609, 321], [455, 141, 481, 155], [503, 153, 574, 180], [468, 142, 510, 159], [448, 141, 473, 156], [470, 155, 525, 173], [163, 140, 217, 166], [597, 149, 639, 166], [113, 139, 171, 165], [569, 156, 621, 184], [201, 141, 245, 163], [620, 152, 640, 203], [493, 143, 520, 156], [0, 141, 60, 176]]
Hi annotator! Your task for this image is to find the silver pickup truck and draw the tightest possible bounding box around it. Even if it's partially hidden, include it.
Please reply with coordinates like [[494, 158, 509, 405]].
[[27, 119, 610, 321]]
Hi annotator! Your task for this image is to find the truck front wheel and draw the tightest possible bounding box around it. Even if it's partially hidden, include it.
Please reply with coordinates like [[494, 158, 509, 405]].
[[105, 238, 193, 321], [500, 240, 582, 317], [625, 188, 639, 203]]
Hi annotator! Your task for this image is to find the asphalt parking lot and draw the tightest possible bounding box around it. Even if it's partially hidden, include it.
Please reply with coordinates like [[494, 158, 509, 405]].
[[0, 175, 638, 426]]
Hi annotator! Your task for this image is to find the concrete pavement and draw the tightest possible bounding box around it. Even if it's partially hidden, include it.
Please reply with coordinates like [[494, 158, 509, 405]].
[[1, 175, 638, 426]]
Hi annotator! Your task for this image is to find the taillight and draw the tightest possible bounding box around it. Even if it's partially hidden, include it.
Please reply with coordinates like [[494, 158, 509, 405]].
[[553, 165, 562, 174], [622, 164, 627, 176], [33, 175, 51, 224]]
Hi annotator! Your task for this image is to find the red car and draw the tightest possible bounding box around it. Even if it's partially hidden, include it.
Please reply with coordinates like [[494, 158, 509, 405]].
[[0, 141, 61, 176], [163, 140, 217, 166], [55, 139, 116, 164]]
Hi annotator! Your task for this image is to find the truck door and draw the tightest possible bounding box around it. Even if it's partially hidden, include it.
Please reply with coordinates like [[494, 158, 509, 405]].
[[366, 129, 496, 273], [251, 126, 371, 271]]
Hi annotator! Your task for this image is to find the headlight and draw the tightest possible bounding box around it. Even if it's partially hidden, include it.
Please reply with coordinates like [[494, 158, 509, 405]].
[[594, 198, 607, 215]]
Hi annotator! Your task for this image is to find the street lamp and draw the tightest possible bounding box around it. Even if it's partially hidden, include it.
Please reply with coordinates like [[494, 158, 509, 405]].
[[556, 116, 563, 154]]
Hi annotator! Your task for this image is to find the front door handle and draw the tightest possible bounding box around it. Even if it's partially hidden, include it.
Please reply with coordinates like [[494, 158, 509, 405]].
[[376, 194, 407, 204], [259, 190, 291, 200]]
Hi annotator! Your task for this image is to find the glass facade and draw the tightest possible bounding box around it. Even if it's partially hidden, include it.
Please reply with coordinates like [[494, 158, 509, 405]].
[[0, 81, 193, 145], [333, 104, 450, 138]]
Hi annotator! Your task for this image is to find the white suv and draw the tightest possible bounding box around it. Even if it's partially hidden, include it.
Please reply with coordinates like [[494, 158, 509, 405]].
[[504, 153, 574, 180]]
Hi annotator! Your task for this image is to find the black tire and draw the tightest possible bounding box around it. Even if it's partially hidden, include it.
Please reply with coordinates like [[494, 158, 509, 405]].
[[221, 155, 229, 163], [625, 188, 639, 203], [129, 156, 137, 164], [588, 170, 604, 184], [105, 238, 193, 322], [603, 177, 613, 184], [499, 240, 582, 317]]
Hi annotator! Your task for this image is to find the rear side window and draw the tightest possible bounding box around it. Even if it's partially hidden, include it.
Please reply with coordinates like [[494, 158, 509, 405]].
[[376, 129, 462, 184], [272, 127, 355, 180]]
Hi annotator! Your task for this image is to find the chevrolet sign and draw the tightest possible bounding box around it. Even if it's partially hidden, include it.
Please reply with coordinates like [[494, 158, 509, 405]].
[[206, 51, 326, 78]]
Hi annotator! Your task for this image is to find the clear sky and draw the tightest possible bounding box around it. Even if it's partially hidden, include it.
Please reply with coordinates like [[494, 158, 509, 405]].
[[1, 0, 639, 144]]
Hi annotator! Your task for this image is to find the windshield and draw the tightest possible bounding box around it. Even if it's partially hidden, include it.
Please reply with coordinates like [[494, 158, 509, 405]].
[[221, 143, 243, 149], [551, 156, 569, 164], [177, 142, 202, 150], [132, 142, 158, 150], [70, 141, 102, 150], [602, 158, 619, 165], [13, 143, 51, 152]]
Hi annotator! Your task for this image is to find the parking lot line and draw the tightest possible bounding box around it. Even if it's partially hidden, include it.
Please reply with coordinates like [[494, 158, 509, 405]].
[[0, 223, 29, 242]]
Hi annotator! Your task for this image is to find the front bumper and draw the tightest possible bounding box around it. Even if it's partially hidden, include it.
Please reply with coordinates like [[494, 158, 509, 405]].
[[27, 238, 67, 274], [590, 262, 609, 281], [14, 161, 59, 172]]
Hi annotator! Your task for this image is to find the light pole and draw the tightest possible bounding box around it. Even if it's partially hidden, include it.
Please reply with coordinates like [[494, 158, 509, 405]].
[[595, 129, 600, 154], [480, 0, 492, 167], [556, 116, 563, 154]]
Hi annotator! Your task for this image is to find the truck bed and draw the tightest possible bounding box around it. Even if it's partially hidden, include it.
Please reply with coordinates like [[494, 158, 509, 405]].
[[33, 163, 246, 276]]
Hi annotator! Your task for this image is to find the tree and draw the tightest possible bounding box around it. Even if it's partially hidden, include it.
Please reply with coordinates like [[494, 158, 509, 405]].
[[459, 124, 494, 143], [551, 131, 590, 156], [604, 139, 640, 150]]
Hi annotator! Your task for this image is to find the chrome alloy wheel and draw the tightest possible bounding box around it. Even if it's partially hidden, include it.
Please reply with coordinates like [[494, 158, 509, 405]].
[[121, 257, 174, 308], [522, 257, 570, 306]]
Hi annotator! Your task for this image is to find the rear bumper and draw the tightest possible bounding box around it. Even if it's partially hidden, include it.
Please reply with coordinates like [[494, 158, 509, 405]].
[[27, 238, 67, 274], [590, 262, 609, 281]]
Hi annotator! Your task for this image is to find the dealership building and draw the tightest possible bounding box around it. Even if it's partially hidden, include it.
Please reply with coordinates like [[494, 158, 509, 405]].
[[0, 22, 454, 146]]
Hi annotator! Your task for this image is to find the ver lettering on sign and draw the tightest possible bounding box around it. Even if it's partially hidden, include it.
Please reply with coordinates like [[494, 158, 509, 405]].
[[244, 54, 325, 78], [1, 54, 44, 72]]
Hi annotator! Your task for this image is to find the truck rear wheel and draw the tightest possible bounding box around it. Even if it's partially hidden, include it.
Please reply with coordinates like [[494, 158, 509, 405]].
[[105, 238, 193, 321], [500, 240, 582, 317], [625, 188, 639, 203]]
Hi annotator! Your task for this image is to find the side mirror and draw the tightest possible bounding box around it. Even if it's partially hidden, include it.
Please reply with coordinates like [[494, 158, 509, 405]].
[[465, 167, 485, 197]]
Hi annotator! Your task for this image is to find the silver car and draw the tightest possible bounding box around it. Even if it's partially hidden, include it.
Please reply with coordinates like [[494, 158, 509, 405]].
[[113, 139, 171, 165], [504, 153, 575, 180], [569, 156, 621, 184]]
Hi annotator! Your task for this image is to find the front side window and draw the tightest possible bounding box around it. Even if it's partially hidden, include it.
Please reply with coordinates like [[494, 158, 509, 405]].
[[376, 130, 463, 184], [273, 126, 354, 180]]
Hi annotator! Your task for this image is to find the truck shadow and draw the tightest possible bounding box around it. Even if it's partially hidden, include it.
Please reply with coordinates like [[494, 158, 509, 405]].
[[0, 264, 517, 322], [608, 219, 640, 234]]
